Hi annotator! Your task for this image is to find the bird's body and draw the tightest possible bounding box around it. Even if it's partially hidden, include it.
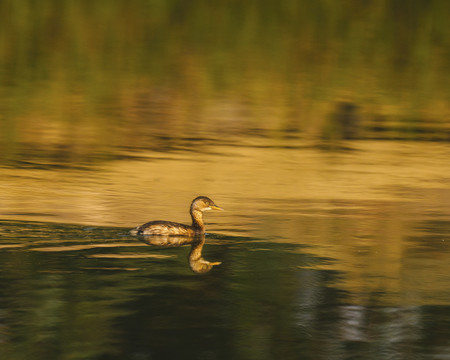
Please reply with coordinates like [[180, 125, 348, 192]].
[[131, 196, 222, 236], [132, 220, 196, 236]]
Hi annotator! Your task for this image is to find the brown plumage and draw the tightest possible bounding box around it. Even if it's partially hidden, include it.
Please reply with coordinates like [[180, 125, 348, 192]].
[[131, 196, 223, 236]]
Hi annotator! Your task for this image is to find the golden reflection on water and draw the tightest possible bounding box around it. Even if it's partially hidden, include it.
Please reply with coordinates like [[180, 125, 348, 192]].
[[30, 242, 147, 252], [1, 139, 449, 305], [0, 140, 448, 227], [87, 253, 173, 259]]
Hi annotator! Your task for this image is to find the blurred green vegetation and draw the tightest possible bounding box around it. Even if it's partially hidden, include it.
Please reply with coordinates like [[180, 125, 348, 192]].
[[0, 0, 449, 162]]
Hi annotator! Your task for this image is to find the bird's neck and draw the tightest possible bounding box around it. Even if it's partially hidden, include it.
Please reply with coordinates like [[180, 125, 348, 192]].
[[191, 210, 205, 232]]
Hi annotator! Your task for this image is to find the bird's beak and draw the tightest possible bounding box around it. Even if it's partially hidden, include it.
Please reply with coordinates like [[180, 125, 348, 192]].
[[211, 205, 224, 211]]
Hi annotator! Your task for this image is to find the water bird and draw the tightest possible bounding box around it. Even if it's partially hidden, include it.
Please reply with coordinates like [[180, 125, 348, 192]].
[[131, 196, 223, 236]]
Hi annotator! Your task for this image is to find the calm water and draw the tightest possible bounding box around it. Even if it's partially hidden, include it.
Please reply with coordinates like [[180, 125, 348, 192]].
[[1, 140, 449, 360], [1, 1, 450, 359]]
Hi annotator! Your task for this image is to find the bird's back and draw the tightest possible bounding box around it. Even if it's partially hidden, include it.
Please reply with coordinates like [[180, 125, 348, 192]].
[[132, 220, 196, 236]]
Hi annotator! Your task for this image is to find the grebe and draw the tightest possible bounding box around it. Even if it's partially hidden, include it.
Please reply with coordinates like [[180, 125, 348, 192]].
[[131, 196, 223, 236]]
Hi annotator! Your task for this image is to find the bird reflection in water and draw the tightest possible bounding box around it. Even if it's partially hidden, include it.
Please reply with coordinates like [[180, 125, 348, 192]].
[[140, 234, 221, 274]]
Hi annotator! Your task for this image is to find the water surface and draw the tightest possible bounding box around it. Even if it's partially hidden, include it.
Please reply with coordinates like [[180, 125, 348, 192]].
[[1, 140, 449, 360], [0, 2, 449, 359]]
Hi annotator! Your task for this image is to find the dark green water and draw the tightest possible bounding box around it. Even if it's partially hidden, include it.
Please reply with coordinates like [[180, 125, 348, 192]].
[[0, 206, 449, 360]]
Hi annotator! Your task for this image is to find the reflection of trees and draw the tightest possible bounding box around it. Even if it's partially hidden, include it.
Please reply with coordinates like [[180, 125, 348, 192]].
[[0, 220, 448, 359], [141, 234, 222, 274], [0, 252, 138, 359], [293, 296, 425, 359]]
